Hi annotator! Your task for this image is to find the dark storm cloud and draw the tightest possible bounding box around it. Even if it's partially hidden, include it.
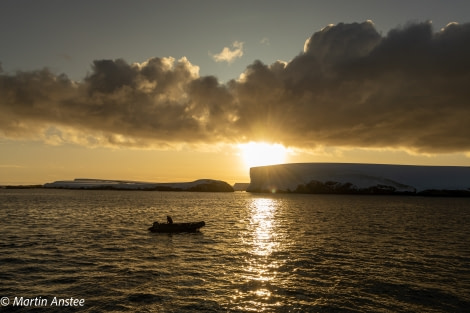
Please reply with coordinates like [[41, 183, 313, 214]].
[[0, 57, 234, 147], [1, 21, 469, 152], [232, 21, 470, 153]]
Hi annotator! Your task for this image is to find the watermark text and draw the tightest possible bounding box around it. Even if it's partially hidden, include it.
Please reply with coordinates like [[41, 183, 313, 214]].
[[1, 296, 85, 307]]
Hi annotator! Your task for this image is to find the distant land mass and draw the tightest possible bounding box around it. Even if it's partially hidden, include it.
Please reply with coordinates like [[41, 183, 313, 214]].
[[0, 184, 43, 189], [247, 163, 470, 196], [233, 183, 250, 191], [43, 178, 234, 192]]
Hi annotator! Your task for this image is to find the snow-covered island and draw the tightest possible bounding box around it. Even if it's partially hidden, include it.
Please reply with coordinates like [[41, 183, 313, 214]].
[[44, 178, 234, 192], [247, 163, 470, 196]]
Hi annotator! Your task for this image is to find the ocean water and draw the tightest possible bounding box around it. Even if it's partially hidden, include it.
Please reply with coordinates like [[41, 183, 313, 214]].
[[0, 189, 469, 312]]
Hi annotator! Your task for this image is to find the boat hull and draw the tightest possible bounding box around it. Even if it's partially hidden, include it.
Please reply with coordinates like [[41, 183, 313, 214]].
[[148, 221, 205, 233]]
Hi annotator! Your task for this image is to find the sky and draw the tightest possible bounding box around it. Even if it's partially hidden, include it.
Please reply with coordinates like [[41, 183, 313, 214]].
[[1, 0, 470, 185]]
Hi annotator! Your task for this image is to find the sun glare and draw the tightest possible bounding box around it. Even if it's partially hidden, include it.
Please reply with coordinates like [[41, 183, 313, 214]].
[[239, 142, 287, 168]]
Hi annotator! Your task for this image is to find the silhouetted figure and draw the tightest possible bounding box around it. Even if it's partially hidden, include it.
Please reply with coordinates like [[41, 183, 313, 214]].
[[167, 215, 173, 224]]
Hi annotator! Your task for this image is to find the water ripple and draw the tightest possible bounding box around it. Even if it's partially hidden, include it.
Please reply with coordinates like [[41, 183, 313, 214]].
[[1, 190, 469, 312]]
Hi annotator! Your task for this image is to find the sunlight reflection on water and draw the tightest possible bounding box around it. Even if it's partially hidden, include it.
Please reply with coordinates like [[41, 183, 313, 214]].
[[250, 197, 277, 257], [233, 197, 287, 311]]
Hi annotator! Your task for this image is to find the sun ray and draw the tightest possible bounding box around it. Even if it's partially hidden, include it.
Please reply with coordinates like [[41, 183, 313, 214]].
[[239, 142, 287, 168]]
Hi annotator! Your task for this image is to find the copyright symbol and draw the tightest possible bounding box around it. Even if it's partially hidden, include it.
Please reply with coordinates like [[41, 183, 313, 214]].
[[1, 297, 10, 306]]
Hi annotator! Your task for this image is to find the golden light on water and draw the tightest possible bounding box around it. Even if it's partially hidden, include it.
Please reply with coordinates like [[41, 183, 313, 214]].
[[232, 197, 286, 310], [250, 197, 278, 257]]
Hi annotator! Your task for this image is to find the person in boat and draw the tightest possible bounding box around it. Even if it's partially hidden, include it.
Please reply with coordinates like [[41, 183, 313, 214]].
[[167, 215, 173, 224]]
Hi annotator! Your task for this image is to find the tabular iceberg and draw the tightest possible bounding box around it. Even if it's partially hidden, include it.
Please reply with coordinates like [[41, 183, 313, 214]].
[[247, 163, 470, 196]]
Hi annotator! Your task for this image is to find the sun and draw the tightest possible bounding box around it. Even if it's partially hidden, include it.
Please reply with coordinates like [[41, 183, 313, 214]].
[[239, 142, 287, 168]]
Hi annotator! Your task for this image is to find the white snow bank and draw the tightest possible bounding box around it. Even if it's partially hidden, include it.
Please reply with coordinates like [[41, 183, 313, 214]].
[[44, 178, 232, 191], [247, 163, 470, 193]]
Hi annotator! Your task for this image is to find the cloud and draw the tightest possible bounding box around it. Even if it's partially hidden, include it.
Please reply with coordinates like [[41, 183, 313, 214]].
[[0, 164, 24, 168], [1, 21, 470, 154], [0, 57, 213, 148], [211, 41, 244, 63], [231, 21, 470, 153], [260, 37, 270, 45]]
